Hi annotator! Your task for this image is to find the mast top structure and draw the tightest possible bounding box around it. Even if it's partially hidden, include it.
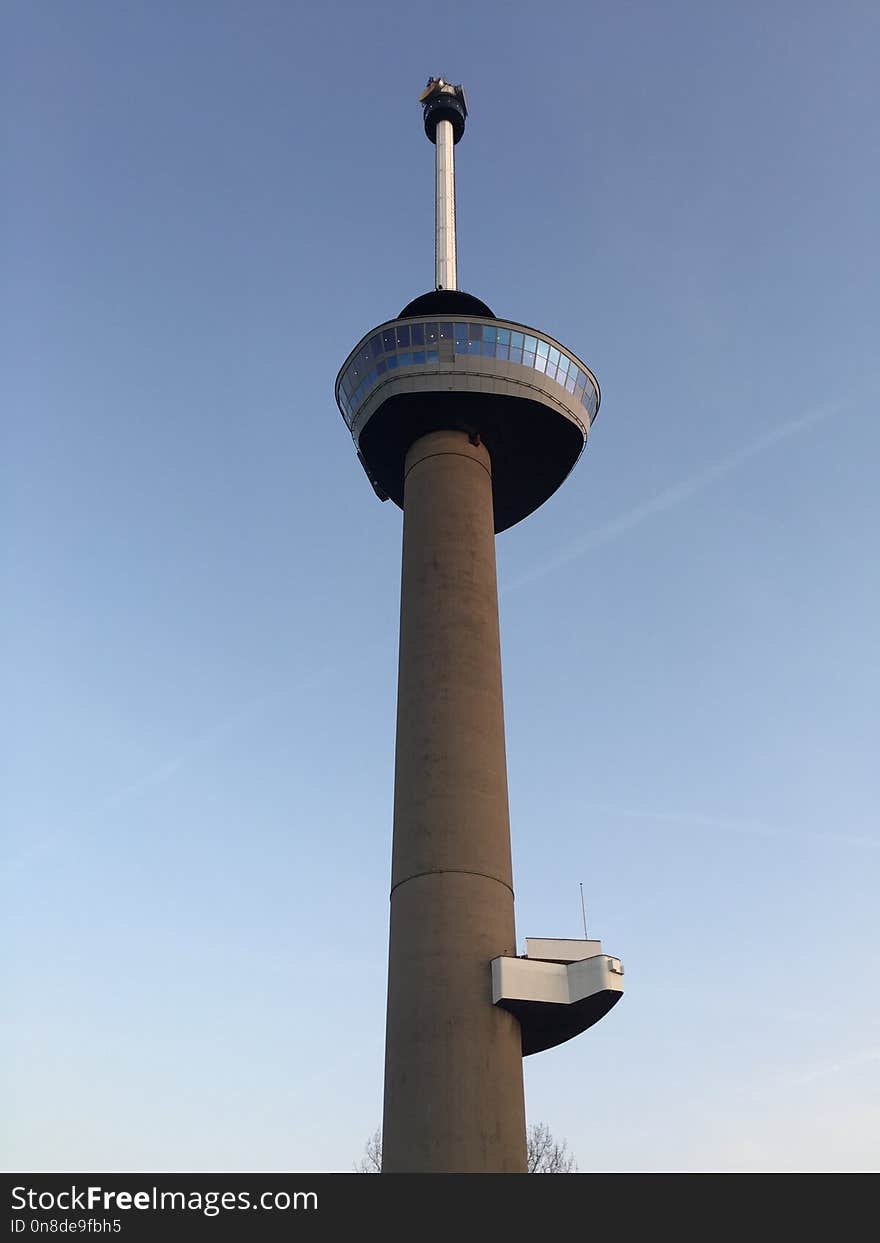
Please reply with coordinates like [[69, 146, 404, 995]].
[[419, 77, 468, 143], [333, 79, 602, 532]]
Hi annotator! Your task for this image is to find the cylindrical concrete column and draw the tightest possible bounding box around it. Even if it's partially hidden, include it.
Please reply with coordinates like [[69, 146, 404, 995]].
[[382, 429, 527, 1173]]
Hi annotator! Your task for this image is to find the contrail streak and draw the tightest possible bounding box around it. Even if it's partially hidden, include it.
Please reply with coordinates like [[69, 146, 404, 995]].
[[502, 397, 849, 594], [97, 688, 286, 813], [579, 802, 880, 852], [784, 1048, 880, 1088], [6, 671, 329, 867], [97, 669, 330, 814]]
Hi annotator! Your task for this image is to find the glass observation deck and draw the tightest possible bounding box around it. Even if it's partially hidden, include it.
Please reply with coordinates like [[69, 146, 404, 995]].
[[334, 308, 601, 532], [337, 316, 600, 430]]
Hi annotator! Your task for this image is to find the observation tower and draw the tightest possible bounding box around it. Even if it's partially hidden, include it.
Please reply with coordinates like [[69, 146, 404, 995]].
[[335, 79, 623, 1174]]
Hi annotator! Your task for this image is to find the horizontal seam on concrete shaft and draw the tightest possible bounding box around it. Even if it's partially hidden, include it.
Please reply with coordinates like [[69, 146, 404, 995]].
[[390, 868, 514, 899], [404, 449, 492, 484]]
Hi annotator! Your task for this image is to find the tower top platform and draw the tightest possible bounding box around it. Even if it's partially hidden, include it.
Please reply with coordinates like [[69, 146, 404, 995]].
[[335, 310, 599, 532]]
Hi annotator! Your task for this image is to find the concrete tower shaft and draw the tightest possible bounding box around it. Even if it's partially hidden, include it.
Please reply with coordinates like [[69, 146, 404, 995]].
[[333, 79, 622, 1177], [382, 430, 527, 1173]]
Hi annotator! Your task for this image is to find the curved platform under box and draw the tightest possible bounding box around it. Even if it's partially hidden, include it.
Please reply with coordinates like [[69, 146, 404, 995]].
[[491, 952, 624, 1057]]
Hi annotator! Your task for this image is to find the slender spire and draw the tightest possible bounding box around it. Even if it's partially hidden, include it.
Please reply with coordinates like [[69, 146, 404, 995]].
[[434, 117, 456, 290], [419, 78, 468, 291]]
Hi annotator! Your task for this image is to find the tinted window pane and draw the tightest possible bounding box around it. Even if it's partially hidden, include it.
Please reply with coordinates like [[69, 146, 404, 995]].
[[387, 355, 398, 369], [495, 339, 509, 360], [399, 352, 411, 367], [468, 322, 483, 340], [411, 322, 425, 346], [425, 322, 438, 343], [556, 356, 570, 381], [511, 331, 524, 349], [426, 349, 439, 363], [481, 339, 496, 357], [566, 372, 577, 393], [547, 347, 560, 367], [376, 359, 387, 375], [370, 335, 383, 358], [497, 328, 510, 346], [468, 338, 481, 354], [438, 322, 452, 339], [523, 335, 537, 353], [454, 322, 469, 349], [382, 330, 396, 352], [575, 369, 587, 390], [395, 325, 410, 348], [523, 351, 535, 368], [536, 338, 549, 358], [509, 346, 523, 364], [533, 354, 547, 374], [414, 349, 426, 364], [483, 325, 497, 343]]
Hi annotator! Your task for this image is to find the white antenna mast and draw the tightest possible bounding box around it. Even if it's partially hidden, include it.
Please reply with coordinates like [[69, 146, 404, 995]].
[[579, 881, 588, 940], [419, 78, 468, 291]]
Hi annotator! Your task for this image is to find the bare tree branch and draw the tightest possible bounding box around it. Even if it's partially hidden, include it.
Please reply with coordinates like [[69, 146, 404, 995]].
[[355, 1127, 382, 1173], [357, 1122, 576, 1173]]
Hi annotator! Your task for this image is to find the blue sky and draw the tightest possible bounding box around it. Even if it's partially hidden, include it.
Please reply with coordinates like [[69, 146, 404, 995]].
[[3, 0, 878, 1172]]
